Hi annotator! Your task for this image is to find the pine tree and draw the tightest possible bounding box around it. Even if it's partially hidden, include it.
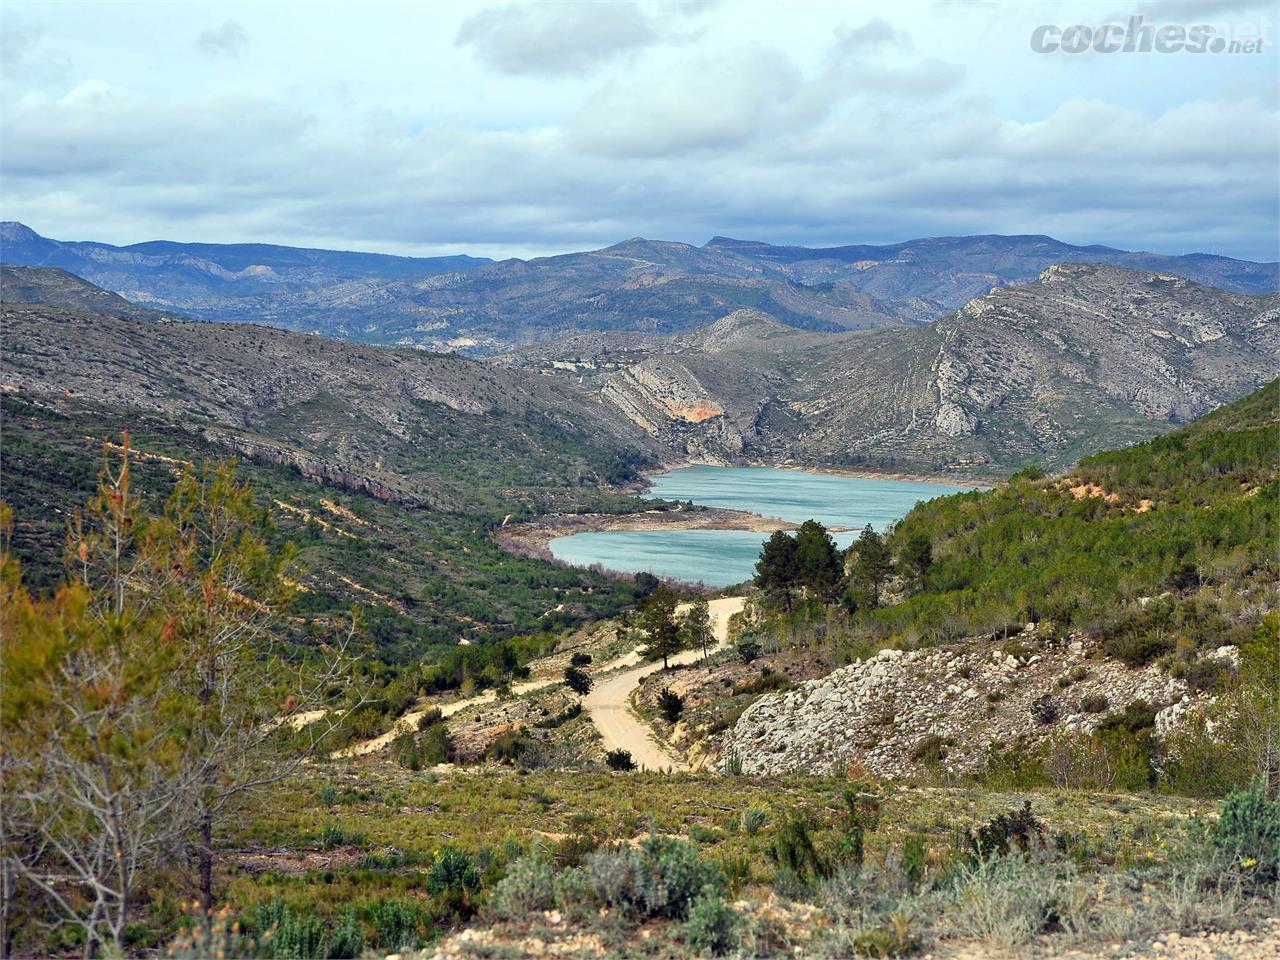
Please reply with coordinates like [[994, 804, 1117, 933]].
[[794, 519, 841, 601], [901, 533, 934, 587], [680, 595, 714, 661], [638, 584, 682, 669], [847, 524, 893, 606], [755, 530, 798, 611]]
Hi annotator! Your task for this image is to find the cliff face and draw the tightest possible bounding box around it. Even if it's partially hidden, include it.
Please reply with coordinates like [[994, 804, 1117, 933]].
[[505, 266, 1279, 475]]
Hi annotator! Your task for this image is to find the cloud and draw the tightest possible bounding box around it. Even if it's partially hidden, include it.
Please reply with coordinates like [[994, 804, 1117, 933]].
[[456, 1, 677, 76], [570, 22, 965, 159], [1, 2, 1275, 263], [196, 20, 247, 58]]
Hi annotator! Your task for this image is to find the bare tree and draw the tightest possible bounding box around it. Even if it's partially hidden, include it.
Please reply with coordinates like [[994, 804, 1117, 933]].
[[0, 439, 360, 955]]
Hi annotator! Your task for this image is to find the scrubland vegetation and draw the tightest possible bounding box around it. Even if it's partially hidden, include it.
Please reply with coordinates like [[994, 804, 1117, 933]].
[[1, 382, 1276, 957]]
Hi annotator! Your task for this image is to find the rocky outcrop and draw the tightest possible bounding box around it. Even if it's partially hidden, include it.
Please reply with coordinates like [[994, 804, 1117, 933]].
[[721, 626, 1213, 779]]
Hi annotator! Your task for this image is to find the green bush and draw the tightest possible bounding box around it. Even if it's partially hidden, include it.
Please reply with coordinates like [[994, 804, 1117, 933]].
[[325, 909, 364, 960], [683, 886, 740, 956], [316, 823, 366, 850], [965, 802, 1045, 862], [366, 898, 422, 951], [489, 853, 556, 920], [1079, 693, 1108, 713], [658, 688, 685, 723], [735, 637, 761, 664], [1212, 782, 1280, 889], [487, 730, 536, 765], [741, 805, 768, 836], [254, 900, 326, 960], [903, 833, 927, 892], [605, 748, 636, 771], [427, 845, 482, 915], [582, 836, 723, 920], [771, 810, 828, 883]]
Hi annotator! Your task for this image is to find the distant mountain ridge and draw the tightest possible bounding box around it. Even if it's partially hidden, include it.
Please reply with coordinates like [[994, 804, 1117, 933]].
[[3, 222, 1275, 352], [506, 264, 1279, 473]]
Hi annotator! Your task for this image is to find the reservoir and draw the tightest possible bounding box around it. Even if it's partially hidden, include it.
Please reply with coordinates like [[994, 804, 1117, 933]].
[[548, 465, 970, 587]]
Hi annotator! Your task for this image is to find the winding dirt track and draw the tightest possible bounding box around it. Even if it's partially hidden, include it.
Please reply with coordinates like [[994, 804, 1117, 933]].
[[333, 595, 745, 763], [582, 596, 745, 771]]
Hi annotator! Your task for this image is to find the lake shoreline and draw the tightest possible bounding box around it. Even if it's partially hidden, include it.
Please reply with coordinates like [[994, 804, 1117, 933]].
[[646, 459, 998, 490], [495, 506, 795, 563]]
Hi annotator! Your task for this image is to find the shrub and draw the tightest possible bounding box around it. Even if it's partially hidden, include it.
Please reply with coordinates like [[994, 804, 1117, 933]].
[[735, 637, 761, 664], [489, 853, 556, 919], [948, 855, 1074, 950], [253, 901, 326, 960], [771, 810, 827, 883], [658, 688, 685, 724], [683, 886, 740, 956], [427, 846, 482, 901], [910, 734, 947, 765], [563, 666, 592, 696], [533, 702, 582, 729], [1212, 781, 1280, 889], [1030, 694, 1059, 726], [1079, 693, 1108, 713], [732, 668, 793, 696], [903, 833, 927, 892], [366, 897, 422, 951], [965, 802, 1046, 862], [605, 748, 635, 771], [741, 806, 768, 836], [486, 730, 535, 765], [316, 823, 366, 850], [417, 707, 444, 730], [831, 787, 877, 871], [581, 837, 723, 921], [570, 652, 593, 667], [326, 909, 364, 960]]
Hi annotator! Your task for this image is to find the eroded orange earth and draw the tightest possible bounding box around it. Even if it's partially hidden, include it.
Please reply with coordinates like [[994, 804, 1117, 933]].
[[1062, 480, 1153, 513]]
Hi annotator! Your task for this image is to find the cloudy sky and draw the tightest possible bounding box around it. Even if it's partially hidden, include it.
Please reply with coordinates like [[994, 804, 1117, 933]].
[[2, 0, 1277, 260]]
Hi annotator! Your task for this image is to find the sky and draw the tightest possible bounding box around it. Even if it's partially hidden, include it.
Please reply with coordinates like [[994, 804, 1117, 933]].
[[1, 0, 1277, 261]]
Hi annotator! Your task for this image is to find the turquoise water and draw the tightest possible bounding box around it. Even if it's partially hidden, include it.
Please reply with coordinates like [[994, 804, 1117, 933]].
[[548, 466, 970, 587]]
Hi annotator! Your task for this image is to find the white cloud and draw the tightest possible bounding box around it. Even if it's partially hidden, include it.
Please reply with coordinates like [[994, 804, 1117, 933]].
[[456, 1, 687, 77], [0, 1, 1274, 261], [196, 19, 247, 58]]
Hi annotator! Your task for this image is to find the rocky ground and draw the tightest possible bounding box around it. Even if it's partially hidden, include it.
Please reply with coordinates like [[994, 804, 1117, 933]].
[[721, 623, 1223, 778]]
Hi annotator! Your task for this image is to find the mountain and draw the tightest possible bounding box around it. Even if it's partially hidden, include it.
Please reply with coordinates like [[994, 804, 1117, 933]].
[[0, 220, 489, 321], [4, 223, 1275, 352], [0, 263, 185, 322], [504, 265, 1279, 474], [1, 300, 659, 507], [5, 260, 1276, 482]]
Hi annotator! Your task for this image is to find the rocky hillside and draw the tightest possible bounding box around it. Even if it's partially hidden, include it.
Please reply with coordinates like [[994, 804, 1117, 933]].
[[722, 626, 1212, 778], [5, 223, 1274, 352], [719, 380, 1277, 779], [0, 263, 184, 322], [508, 266, 1279, 473], [1, 301, 660, 505]]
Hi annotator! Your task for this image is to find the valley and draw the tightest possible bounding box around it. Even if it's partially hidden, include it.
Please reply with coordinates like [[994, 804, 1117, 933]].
[[1, 239, 1277, 960]]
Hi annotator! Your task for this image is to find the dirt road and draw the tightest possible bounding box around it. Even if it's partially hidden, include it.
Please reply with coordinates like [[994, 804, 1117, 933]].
[[335, 595, 745, 762], [582, 596, 745, 771]]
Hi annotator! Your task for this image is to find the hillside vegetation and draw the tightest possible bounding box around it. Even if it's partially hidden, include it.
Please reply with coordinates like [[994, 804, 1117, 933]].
[[867, 379, 1278, 658]]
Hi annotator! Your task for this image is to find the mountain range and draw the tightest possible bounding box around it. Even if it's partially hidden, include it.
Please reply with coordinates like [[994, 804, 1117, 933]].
[[5, 261, 1276, 477], [503, 263, 1279, 472], [3, 221, 1276, 353]]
